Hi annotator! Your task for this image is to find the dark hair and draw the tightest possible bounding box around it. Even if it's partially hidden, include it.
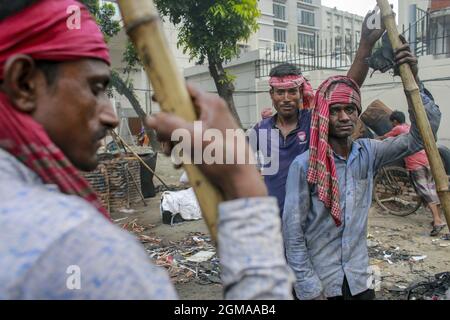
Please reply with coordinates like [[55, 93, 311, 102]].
[[0, 0, 39, 21], [0, 1, 60, 86], [390, 110, 406, 124], [269, 63, 301, 77], [35, 60, 60, 86]]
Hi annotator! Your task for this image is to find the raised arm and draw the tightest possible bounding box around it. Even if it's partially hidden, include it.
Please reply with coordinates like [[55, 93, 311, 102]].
[[347, 10, 385, 87], [370, 39, 441, 171]]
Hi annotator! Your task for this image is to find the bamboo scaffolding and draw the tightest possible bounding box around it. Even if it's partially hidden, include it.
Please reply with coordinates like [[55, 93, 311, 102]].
[[377, 0, 450, 230], [116, 0, 222, 242]]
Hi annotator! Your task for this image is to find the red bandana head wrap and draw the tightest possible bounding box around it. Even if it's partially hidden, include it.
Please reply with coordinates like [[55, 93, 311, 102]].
[[307, 76, 361, 227], [269, 74, 315, 110], [0, 0, 110, 78], [0, 0, 111, 219]]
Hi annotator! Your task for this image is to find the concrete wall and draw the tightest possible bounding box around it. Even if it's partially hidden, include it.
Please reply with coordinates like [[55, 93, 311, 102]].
[[107, 17, 195, 117], [184, 51, 260, 128], [185, 50, 450, 147]]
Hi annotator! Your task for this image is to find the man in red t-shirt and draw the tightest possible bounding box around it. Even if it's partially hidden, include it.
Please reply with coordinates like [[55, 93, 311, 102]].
[[379, 111, 446, 236]]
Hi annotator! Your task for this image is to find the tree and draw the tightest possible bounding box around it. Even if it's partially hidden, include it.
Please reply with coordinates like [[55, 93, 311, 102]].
[[154, 0, 260, 127], [80, 0, 159, 151]]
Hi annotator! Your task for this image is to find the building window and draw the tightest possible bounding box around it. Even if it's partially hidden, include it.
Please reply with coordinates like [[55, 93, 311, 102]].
[[335, 36, 342, 49], [273, 3, 286, 21], [274, 28, 287, 50], [300, 0, 313, 3], [335, 26, 341, 34], [298, 32, 315, 53], [298, 8, 315, 26]]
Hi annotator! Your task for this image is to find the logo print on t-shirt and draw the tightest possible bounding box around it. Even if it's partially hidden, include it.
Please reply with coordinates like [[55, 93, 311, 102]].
[[298, 131, 307, 143]]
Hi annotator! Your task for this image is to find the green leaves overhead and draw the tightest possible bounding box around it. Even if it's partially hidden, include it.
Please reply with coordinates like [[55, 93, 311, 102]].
[[154, 0, 260, 64]]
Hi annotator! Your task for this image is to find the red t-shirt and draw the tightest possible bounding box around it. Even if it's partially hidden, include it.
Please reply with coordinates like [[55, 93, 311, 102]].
[[384, 123, 429, 171]]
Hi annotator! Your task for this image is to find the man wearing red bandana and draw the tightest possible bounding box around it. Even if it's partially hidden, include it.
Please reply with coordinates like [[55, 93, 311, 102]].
[[282, 39, 442, 299], [251, 12, 386, 216], [0, 0, 295, 299]]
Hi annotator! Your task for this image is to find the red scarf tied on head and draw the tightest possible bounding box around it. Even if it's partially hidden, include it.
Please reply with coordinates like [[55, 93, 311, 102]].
[[307, 76, 361, 227], [269, 74, 315, 110], [0, 0, 111, 219]]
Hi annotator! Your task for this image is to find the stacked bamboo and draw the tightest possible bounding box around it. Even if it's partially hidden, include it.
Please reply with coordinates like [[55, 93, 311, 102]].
[[82, 163, 110, 210]]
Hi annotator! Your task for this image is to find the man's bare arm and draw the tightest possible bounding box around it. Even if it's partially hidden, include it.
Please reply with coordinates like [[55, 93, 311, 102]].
[[347, 10, 385, 87]]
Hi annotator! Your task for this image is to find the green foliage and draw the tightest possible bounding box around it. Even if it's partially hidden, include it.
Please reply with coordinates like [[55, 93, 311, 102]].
[[80, 0, 120, 41], [122, 41, 142, 74], [80, 0, 141, 72], [219, 70, 236, 85], [154, 0, 260, 66]]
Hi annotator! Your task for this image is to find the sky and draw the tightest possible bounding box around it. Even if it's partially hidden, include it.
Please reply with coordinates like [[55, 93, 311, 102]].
[[321, 0, 399, 19]]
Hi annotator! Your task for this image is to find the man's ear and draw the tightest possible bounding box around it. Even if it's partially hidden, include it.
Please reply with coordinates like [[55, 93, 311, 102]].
[[2, 54, 40, 113]]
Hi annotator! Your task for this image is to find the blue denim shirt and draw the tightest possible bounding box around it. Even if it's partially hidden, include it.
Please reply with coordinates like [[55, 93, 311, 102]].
[[0, 149, 294, 299], [282, 86, 441, 299]]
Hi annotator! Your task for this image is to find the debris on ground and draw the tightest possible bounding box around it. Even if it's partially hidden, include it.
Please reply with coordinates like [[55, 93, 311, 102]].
[[406, 272, 450, 300], [121, 218, 155, 233], [143, 232, 221, 285], [410, 255, 427, 262], [367, 239, 379, 248], [369, 245, 414, 264], [154, 184, 190, 194], [186, 251, 216, 263], [118, 208, 136, 214], [138, 234, 162, 245]]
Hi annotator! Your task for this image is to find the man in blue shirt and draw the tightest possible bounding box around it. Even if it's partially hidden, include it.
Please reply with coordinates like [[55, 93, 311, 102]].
[[251, 63, 313, 215], [250, 14, 384, 215], [0, 0, 293, 299], [282, 38, 442, 300]]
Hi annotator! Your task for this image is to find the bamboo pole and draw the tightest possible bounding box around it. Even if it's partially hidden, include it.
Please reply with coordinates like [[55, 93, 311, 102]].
[[110, 130, 170, 190], [377, 0, 450, 230], [116, 0, 222, 242]]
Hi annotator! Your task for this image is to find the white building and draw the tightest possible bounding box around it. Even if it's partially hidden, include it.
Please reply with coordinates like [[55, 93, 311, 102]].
[[244, 1, 363, 55], [320, 6, 364, 55], [245, 0, 322, 51], [398, 0, 430, 33]]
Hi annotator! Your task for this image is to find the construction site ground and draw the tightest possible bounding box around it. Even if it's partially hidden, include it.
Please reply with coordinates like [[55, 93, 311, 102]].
[[110, 154, 450, 300]]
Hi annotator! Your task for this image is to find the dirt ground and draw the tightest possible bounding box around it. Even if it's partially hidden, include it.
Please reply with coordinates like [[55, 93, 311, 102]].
[[110, 154, 450, 300]]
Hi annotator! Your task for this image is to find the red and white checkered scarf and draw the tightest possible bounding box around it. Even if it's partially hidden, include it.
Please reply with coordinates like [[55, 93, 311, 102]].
[[269, 75, 315, 110], [307, 76, 361, 226], [0, 0, 111, 219]]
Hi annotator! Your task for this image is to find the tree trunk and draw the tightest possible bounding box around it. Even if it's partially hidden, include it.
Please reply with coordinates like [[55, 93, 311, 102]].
[[207, 55, 243, 128], [110, 72, 160, 152]]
